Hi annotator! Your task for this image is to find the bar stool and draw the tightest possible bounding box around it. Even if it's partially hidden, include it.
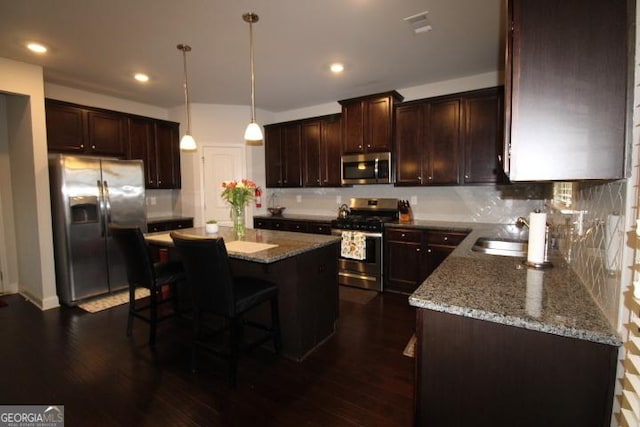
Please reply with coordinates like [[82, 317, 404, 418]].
[[170, 232, 282, 386], [109, 224, 185, 346]]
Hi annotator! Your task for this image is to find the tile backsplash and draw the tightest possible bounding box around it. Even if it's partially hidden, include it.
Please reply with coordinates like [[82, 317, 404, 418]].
[[548, 180, 626, 326]]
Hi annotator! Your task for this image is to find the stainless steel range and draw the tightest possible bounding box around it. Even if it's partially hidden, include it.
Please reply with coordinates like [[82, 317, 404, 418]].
[[330, 198, 399, 292]]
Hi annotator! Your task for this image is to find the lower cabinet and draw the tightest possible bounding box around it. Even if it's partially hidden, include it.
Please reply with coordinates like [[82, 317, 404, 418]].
[[253, 217, 332, 235], [384, 227, 469, 294], [415, 308, 618, 426]]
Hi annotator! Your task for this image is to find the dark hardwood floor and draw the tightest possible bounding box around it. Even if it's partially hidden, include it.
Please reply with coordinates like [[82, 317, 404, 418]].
[[0, 289, 415, 426]]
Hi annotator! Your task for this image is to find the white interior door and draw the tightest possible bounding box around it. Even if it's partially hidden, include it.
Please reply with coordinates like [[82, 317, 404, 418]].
[[202, 145, 246, 226]]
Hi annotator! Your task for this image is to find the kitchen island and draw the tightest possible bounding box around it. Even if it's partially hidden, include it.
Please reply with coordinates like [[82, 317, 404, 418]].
[[146, 226, 341, 361], [407, 222, 620, 427]]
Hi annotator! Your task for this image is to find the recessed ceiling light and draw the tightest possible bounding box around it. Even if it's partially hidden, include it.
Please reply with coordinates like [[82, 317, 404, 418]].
[[134, 73, 149, 82], [27, 42, 47, 54], [330, 63, 344, 74]]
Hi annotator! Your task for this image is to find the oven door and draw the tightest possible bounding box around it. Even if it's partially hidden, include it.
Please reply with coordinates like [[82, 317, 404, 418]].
[[331, 229, 383, 291]]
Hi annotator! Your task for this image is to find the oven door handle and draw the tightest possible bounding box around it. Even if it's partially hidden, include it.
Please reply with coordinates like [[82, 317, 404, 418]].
[[331, 229, 382, 238]]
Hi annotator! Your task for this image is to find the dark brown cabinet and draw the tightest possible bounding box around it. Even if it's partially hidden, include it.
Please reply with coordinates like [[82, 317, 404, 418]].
[[462, 87, 504, 184], [415, 308, 618, 426], [302, 114, 342, 187], [147, 218, 193, 233], [339, 91, 403, 154], [45, 99, 126, 157], [127, 117, 181, 189], [395, 87, 503, 186], [385, 227, 468, 294], [253, 217, 332, 236], [504, 0, 629, 181], [265, 122, 302, 188]]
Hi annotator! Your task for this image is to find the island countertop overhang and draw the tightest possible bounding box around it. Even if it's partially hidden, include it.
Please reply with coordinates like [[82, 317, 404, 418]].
[[146, 226, 341, 264]]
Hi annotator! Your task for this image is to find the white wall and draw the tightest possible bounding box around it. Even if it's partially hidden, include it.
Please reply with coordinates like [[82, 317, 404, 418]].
[[45, 83, 169, 120], [171, 103, 275, 226], [0, 95, 19, 293], [0, 57, 58, 309]]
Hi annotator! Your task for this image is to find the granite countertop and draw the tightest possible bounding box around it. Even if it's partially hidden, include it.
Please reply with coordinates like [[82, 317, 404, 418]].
[[406, 221, 621, 347], [146, 226, 340, 264], [253, 213, 335, 223]]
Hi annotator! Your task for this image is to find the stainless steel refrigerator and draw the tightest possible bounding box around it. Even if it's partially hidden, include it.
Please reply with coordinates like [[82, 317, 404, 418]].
[[48, 154, 146, 305]]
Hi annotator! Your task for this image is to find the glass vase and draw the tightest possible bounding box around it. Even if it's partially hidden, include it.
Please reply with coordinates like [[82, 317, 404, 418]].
[[230, 204, 246, 238]]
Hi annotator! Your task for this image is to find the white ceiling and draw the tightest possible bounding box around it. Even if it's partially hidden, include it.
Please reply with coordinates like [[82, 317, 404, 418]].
[[0, 0, 505, 112]]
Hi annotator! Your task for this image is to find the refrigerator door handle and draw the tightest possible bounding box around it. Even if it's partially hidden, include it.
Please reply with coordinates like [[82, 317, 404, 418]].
[[103, 180, 112, 233], [97, 180, 106, 237]]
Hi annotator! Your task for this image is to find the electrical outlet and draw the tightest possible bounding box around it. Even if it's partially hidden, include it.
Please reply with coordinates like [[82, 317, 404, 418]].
[[296, 195, 302, 203], [410, 195, 417, 205], [336, 195, 342, 204], [149, 196, 157, 206]]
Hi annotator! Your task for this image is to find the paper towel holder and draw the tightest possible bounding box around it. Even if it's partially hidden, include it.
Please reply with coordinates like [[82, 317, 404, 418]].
[[524, 224, 553, 269]]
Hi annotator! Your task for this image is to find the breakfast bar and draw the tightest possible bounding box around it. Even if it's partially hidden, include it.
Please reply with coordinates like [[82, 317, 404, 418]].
[[146, 226, 341, 361]]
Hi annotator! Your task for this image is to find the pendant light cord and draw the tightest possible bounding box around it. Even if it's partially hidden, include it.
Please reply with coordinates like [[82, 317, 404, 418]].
[[249, 18, 256, 123], [178, 44, 192, 134]]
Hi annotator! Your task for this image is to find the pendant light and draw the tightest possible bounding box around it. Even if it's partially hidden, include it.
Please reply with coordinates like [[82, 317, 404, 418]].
[[177, 44, 197, 151], [243, 12, 263, 145]]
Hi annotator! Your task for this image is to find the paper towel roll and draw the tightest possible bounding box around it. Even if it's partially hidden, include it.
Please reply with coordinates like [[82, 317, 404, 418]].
[[525, 269, 544, 318], [527, 212, 547, 264], [605, 214, 622, 272]]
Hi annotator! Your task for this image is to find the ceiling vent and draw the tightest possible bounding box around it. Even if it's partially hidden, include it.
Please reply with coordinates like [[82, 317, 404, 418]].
[[404, 11, 432, 34]]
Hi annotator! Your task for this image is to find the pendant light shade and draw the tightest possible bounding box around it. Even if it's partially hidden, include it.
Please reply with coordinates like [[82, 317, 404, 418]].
[[177, 43, 197, 151], [243, 12, 263, 145]]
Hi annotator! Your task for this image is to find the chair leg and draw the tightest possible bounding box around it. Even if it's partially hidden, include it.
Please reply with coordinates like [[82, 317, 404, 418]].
[[191, 309, 201, 374], [149, 286, 158, 347], [126, 286, 135, 338], [270, 297, 282, 355], [229, 317, 241, 387]]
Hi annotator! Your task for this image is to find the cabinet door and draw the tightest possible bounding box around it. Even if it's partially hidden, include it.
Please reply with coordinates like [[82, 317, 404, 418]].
[[282, 124, 302, 187], [320, 117, 342, 187], [506, 0, 628, 181], [86, 110, 125, 156], [366, 97, 392, 152], [155, 121, 180, 189], [425, 98, 461, 185], [341, 101, 365, 154], [463, 88, 504, 184], [302, 121, 322, 187], [264, 126, 283, 187], [394, 104, 424, 185], [45, 100, 86, 153], [385, 229, 424, 294], [127, 117, 155, 187]]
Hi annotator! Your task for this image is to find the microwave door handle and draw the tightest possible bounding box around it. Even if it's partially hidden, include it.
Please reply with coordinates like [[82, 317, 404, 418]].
[[374, 158, 379, 182]]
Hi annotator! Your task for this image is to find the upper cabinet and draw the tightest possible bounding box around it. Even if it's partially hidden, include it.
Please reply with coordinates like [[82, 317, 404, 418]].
[[302, 114, 342, 187], [128, 117, 181, 189], [395, 87, 504, 186], [266, 114, 342, 189], [46, 99, 181, 189], [339, 91, 404, 154], [505, 0, 630, 181], [265, 122, 302, 188], [45, 99, 126, 157]]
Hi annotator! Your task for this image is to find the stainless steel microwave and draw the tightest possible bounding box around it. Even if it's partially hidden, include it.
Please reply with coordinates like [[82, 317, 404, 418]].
[[341, 152, 392, 185]]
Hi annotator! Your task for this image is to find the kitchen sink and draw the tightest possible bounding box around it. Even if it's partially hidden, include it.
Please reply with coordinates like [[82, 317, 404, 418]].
[[471, 237, 528, 258]]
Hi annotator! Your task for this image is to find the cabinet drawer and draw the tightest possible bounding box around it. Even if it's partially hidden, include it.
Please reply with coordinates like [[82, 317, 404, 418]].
[[308, 222, 332, 235], [147, 218, 193, 233], [386, 228, 422, 243], [254, 218, 272, 229], [425, 231, 468, 246], [283, 221, 309, 233]]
